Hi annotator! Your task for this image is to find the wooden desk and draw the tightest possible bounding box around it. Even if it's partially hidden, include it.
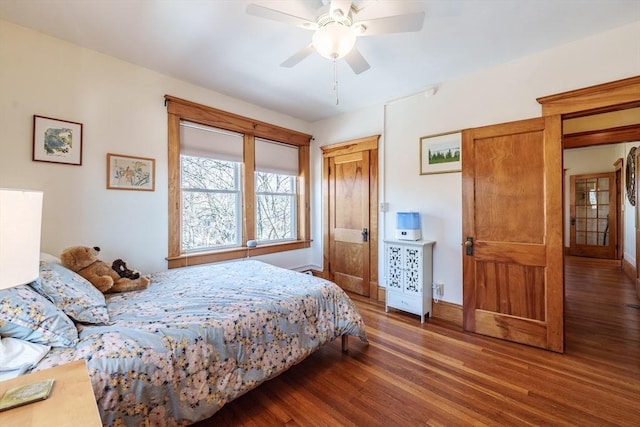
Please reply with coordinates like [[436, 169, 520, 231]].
[[0, 360, 101, 426]]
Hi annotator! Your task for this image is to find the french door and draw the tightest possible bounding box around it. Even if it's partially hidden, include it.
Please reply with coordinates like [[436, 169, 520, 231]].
[[569, 172, 617, 259]]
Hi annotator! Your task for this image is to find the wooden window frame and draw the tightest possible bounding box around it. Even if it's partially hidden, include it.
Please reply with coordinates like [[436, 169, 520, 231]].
[[165, 95, 312, 268]]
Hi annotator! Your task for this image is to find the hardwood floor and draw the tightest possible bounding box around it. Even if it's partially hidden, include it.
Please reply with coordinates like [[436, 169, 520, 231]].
[[194, 257, 640, 426]]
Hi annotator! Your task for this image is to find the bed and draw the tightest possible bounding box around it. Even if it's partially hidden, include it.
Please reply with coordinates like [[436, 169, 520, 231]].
[[0, 258, 367, 426]]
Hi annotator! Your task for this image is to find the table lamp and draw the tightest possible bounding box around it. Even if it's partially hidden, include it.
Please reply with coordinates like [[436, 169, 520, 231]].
[[0, 189, 44, 376], [0, 189, 42, 290]]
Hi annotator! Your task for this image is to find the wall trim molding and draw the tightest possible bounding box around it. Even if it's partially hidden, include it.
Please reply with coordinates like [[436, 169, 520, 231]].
[[537, 75, 640, 117], [378, 286, 462, 326], [622, 257, 636, 284], [431, 300, 463, 327]]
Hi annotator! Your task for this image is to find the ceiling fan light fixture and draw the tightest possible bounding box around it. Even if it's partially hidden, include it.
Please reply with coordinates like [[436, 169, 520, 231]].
[[312, 23, 357, 60]]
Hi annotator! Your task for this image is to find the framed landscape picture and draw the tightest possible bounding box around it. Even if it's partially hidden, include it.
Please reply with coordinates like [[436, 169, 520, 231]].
[[420, 131, 462, 175], [32, 115, 83, 165], [107, 153, 155, 191]]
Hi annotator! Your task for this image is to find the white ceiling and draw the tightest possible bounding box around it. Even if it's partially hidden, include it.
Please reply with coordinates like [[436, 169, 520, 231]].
[[1, 0, 639, 122]]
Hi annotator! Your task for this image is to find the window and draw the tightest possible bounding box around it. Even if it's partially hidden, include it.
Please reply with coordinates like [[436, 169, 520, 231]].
[[255, 138, 298, 243], [181, 155, 242, 250], [255, 171, 296, 242], [165, 95, 311, 268], [180, 122, 244, 251]]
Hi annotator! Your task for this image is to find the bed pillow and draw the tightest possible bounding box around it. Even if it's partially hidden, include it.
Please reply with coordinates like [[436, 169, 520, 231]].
[[0, 285, 78, 348], [30, 262, 110, 325], [40, 252, 61, 265]]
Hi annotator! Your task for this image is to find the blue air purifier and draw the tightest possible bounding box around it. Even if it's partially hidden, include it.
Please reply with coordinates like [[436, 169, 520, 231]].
[[395, 212, 422, 240]]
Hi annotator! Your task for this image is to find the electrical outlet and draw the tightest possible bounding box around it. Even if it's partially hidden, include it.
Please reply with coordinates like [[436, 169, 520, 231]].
[[435, 282, 444, 297]]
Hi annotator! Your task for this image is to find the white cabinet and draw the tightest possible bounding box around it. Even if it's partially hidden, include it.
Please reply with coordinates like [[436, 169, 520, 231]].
[[384, 239, 434, 323]]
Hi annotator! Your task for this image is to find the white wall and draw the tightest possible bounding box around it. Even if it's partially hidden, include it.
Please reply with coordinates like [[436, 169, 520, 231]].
[[311, 21, 640, 305], [2, 17, 639, 303], [0, 20, 312, 274]]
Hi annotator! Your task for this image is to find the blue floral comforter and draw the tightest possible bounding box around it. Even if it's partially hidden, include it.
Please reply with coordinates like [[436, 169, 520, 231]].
[[34, 260, 367, 426]]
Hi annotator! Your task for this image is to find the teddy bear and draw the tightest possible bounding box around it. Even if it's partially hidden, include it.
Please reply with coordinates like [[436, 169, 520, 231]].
[[60, 246, 150, 293], [111, 258, 140, 280]]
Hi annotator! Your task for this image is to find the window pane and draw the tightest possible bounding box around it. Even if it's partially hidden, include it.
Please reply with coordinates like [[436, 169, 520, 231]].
[[181, 155, 241, 251], [256, 194, 295, 241], [597, 177, 609, 190], [255, 172, 294, 193], [255, 172, 296, 242], [181, 155, 237, 190], [597, 190, 609, 205], [182, 191, 239, 250], [598, 218, 609, 232]]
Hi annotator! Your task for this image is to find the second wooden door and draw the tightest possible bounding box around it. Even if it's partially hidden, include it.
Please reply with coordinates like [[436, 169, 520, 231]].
[[462, 116, 564, 353], [327, 151, 371, 296], [322, 136, 379, 299]]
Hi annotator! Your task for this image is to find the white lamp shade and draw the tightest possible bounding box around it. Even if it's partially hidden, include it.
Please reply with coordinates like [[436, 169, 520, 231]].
[[0, 189, 43, 289], [312, 23, 356, 60]]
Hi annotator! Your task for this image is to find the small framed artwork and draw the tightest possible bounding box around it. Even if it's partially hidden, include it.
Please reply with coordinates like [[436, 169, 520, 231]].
[[420, 131, 462, 175], [107, 153, 155, 191], [32, 115, 83, 165]]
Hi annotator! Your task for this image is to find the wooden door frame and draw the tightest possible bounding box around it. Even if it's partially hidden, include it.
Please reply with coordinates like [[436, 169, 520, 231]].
[[614, 158, 623, 262], [537, 75, 640, 299], [321, 135, 380, 299]]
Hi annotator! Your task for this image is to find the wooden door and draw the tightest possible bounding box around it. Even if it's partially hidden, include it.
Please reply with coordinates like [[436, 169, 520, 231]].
[[568, 172, 617, 259], [327, 152, 370, 296], [462, 116, 564, 353]]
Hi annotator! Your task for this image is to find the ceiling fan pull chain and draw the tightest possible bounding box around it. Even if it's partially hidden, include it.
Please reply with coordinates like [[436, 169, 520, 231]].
[[333, 58, 339, 105]]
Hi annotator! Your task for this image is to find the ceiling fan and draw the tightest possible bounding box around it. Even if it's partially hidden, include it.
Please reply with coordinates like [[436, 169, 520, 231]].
[[246, 0, 425, 75]]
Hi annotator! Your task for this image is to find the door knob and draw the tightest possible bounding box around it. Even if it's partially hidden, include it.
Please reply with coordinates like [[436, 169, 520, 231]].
[[463, 237, 473, 255]]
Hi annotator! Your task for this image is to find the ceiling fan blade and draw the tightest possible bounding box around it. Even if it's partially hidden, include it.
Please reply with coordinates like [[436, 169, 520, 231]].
[[344, 47, 370, 75], [246, 4, 318, 30], [355, 12, 425, 36], [281, 44, 316, 68]]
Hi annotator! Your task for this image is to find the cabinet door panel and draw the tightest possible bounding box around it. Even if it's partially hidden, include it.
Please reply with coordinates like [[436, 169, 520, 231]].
[[386, 245, 403, 290], [403, 247, 423, 294]]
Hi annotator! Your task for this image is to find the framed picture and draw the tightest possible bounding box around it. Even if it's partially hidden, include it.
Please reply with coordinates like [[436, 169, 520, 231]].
[[420, 131, 462, 175], [107, 153, 155, 191], [32, 115, 83, 165]]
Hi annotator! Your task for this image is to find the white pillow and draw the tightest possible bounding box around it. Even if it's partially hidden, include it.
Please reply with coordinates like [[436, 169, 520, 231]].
[[40, 252, 61, 265], [0, 337, 50, 380]]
